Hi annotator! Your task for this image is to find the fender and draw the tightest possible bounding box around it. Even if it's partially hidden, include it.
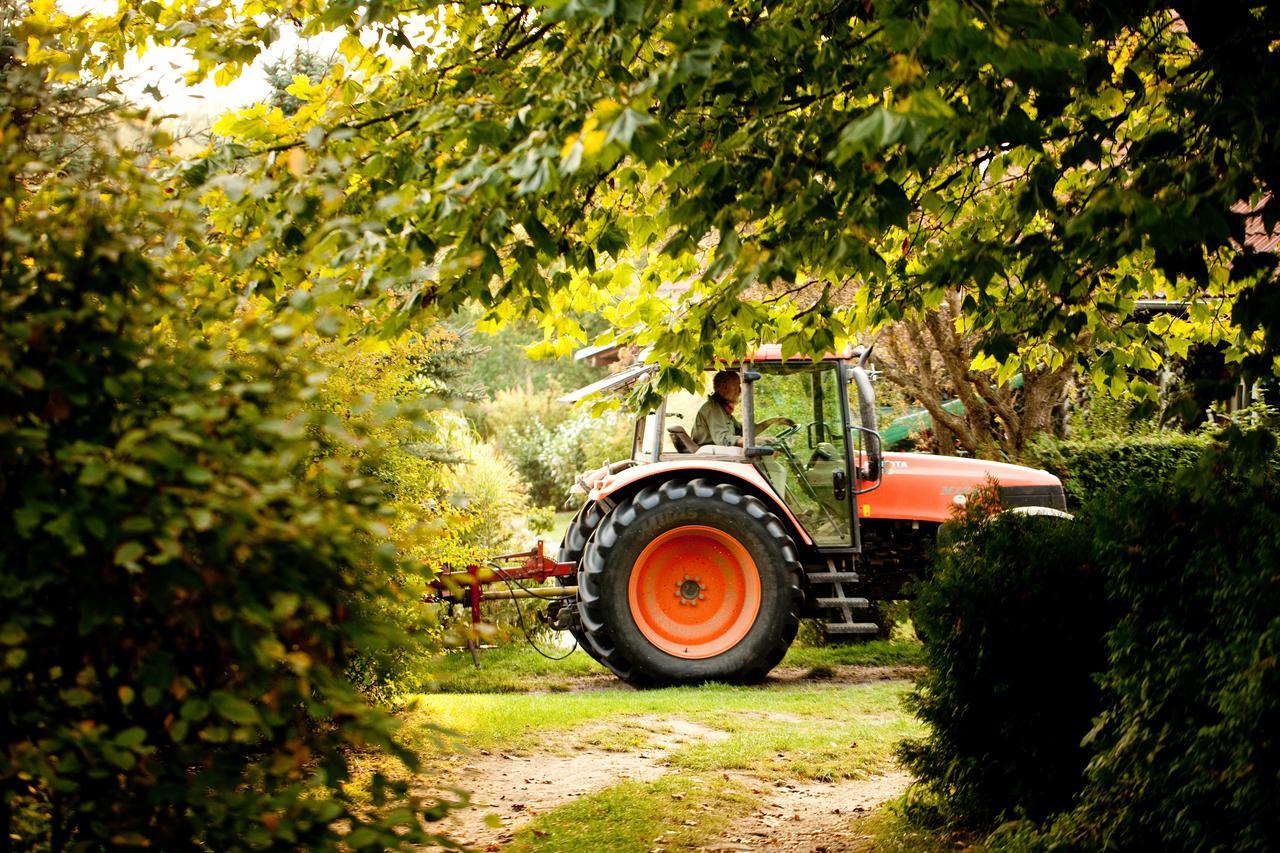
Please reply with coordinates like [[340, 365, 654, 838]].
[[589, 459, 814, 545]]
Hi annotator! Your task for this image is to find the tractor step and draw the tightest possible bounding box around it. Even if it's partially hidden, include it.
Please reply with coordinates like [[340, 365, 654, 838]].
[[814, 597, 870, 609], [806, 571, 861, 583], [822, 622, 882, 635]]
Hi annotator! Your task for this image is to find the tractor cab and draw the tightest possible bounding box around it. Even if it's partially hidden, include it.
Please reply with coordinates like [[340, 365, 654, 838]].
[[613, 347, 882, 551]]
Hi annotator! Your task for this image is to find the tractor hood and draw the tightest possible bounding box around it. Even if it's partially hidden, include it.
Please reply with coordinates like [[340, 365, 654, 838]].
[[867, 452, 1066, 524]]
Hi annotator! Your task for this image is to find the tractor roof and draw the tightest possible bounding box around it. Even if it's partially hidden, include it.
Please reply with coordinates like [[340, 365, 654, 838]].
[[558, 345, 863, 404], [737, 345, 857, 363]]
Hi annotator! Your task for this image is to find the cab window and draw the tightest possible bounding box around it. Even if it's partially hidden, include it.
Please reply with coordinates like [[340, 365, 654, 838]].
[[751, 363, 852, 547]]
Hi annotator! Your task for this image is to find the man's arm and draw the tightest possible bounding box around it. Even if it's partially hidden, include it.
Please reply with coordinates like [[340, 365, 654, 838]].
[[753, 416, 795, 432]]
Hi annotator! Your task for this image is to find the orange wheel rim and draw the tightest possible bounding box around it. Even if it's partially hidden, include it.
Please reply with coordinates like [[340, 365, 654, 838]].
[[627, 525, 762, 659]]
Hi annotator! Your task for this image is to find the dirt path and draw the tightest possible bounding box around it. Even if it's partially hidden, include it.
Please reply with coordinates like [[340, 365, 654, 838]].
[[765, 665, 924, 686], [419, 719, 729, 851], [704, 771, 912, 852]]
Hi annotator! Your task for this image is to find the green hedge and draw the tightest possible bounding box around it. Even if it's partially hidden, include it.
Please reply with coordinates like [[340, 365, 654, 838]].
[[1052, 468, 1280, 850], [1026, 432, 1211, 504], [905, 439, 1280, 850], [900, 492, 1112, 827]]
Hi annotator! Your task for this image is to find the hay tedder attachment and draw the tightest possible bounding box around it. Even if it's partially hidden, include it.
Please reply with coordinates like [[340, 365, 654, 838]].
[[425, 542, 576, 664]]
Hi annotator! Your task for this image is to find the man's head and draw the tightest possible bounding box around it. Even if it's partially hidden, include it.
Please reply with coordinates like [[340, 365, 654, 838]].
[[712, 370, 741, 404]]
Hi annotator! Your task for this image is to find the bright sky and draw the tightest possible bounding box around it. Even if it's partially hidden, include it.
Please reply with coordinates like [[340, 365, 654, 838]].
[[61, 1, 343, 131]]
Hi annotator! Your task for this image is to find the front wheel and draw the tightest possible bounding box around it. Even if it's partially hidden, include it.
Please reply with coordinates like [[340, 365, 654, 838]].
[[578, 478, 803, 686]]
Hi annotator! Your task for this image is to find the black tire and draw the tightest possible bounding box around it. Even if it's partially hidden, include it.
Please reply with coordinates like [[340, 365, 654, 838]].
[[559, 500, 607, 564], [556, 500, 609, 661], [577, 478, 803, 687]]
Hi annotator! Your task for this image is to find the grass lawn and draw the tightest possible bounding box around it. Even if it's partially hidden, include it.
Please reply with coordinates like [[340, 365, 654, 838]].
[[390, 677, 922, 851], [377, 636, 937, 851], [401, 677, 917, 780]]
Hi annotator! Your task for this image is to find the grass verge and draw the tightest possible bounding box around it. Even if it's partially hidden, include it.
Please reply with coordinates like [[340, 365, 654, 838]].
[[420, 644, 603, 693], [420, 629, 922, 693], [781, 635, 923, 670], [847, 796, 981, 852]]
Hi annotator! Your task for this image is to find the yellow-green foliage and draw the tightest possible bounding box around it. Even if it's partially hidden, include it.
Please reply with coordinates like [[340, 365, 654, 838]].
[[311, 330, 476, 568], [447, 434, 532, 553], [309, 331, 544, 668]]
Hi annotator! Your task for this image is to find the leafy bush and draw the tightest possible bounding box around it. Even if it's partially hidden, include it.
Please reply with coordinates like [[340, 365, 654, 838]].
[[481, 387, 632, 508], [900, 491, 1112, 829], [310, 332, 550, 691], [446, 435, 534, 553], [1, 50, 445, 849], [907, 434, 1280, 850], [1026, 431, 1211, 504], [307, 333, 471, 700], [1047, 460, 1280, 851]]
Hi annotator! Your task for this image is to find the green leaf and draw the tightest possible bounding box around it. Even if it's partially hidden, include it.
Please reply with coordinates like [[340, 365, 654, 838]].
[[184, 466, 213, 484], [211, 691, 261, 725], [115, 727, 148, 749], [114, 542, 145, 567], [836, 108, 907, 160], [345, 828, 379, 849], [605, 108, 655, 149], [15, 368, 44, 390], [79, 459, 109, 486]]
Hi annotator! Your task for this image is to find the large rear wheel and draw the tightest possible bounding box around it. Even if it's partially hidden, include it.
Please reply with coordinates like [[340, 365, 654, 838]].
[[578, 478, 803, 686]]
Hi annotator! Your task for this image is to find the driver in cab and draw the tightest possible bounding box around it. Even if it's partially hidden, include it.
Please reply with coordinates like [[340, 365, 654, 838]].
[[691, 370, 795, 447]]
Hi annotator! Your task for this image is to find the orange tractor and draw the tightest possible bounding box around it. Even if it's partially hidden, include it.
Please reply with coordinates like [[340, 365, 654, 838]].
[[432, 347, 1067, 686]]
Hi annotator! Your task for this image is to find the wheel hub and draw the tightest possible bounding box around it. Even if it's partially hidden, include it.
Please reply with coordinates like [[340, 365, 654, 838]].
[[675, 575, 706, 606]]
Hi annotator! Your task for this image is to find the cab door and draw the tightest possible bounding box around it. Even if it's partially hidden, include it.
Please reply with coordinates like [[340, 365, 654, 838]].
[[748, 362, 856, 549]]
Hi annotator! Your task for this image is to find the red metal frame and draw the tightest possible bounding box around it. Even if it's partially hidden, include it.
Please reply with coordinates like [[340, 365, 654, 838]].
[[425, 541, 575, 624]]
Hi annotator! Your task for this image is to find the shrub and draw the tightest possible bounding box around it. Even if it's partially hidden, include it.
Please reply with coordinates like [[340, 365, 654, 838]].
[[1, 55, 445, 848], [1026, 431, 1211, 504], [446, 435, 535, 553], [1047, 460, 1280, 851], [900, 490, 1112, 828], [308, 334, 468, 700], [311, 333, 551, 692], [906, 433, 1280, 850]]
